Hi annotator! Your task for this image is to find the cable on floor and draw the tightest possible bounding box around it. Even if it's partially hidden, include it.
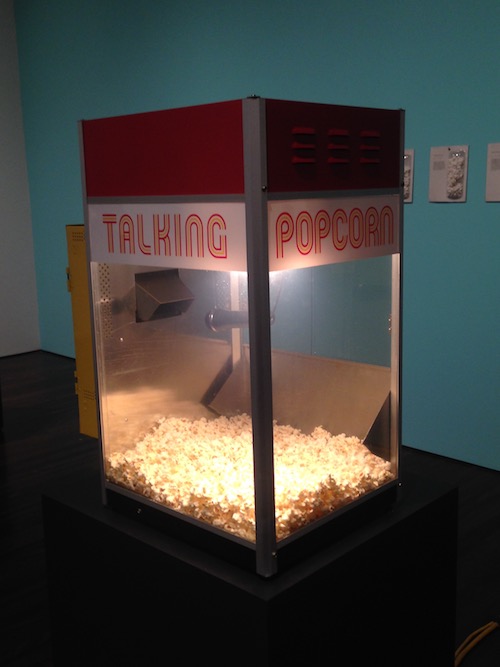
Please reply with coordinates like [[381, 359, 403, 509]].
[[455, 620, 499, 666]]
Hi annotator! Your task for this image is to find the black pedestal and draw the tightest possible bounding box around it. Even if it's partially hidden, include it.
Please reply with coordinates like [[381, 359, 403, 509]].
[[42, 470, 458, 667]]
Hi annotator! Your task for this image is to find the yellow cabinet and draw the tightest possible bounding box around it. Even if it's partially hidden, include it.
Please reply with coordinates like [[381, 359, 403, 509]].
[[66, 225, 98, 438]]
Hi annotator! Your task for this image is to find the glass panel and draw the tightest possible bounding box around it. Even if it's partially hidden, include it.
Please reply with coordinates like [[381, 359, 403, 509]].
[[92, 263, 257, 542], [270, 256, 397, 541]]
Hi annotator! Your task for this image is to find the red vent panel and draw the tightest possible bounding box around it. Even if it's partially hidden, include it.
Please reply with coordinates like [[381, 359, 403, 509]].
[[291, 126, 317, 164], [266, 99, 402, 193]]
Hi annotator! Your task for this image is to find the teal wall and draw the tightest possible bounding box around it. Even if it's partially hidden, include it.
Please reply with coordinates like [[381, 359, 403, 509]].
[[14, 0, 500, 469]]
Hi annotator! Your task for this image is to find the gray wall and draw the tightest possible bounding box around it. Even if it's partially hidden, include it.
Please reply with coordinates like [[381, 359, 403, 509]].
[[0, 0, 39, 356]]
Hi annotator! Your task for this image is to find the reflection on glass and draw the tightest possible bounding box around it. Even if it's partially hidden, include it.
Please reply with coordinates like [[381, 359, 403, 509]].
[[95, 257, 396, 544]]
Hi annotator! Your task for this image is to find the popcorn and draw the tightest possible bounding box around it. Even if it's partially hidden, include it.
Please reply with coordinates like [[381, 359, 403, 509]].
[[107, 414, 394, 542], [447, 151, 465, 199], [403, 157, 412, 200]]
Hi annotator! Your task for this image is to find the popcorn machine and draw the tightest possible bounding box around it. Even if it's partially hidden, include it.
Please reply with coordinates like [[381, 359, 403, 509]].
[[79, 97, 404, 577]]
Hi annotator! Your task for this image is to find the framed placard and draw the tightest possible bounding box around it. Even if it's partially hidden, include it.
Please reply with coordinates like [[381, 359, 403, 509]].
[[429, 145, 468, 203]]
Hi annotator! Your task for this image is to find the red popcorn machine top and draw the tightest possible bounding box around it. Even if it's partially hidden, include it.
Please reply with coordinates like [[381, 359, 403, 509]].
[[79, 97, 404, 577]]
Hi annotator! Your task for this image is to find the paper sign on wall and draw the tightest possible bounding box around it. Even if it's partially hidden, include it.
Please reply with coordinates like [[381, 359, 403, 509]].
[[429, 145, 468, 203], [404, 149, 414, 203], [485, 143, 500, 201]]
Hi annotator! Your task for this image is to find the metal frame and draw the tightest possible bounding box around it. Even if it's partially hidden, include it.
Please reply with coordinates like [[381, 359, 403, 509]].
[[79, 100, 404, 579], [243, 97, 277, 576]]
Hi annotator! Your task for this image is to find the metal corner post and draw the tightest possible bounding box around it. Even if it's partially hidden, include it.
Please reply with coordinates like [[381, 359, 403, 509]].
[[391, 108, 405, 475], [78, 120, 106, 506], [242, 97, 277, 577]]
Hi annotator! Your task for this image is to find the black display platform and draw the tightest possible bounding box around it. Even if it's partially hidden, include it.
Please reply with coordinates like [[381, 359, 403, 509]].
[[42, 469, 458, 667]]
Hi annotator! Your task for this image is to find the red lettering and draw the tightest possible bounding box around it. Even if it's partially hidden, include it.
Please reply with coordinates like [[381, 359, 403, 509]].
[[153, 214, 170, 256], [174, 214, 182, 256], [137, 214, 151, 255], [100, 211, 231, 261], [119, 215, 135, 254], [276, 212, 294, 259], [296, 211, 313, 255], [315, 210, 330, 254], [380, 206, 394, 244], [365, 207, 379, 247], [185, 215, 204, 258], [349, 208, 364, 249], [207, 214, 227, 258], [274, 204, 397, 259], [332, 209, 348, 250], [102, 214, 116, 253]]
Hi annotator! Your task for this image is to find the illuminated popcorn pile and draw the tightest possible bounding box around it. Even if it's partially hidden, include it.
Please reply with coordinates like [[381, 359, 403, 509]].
[[106, 414, 394, 541]]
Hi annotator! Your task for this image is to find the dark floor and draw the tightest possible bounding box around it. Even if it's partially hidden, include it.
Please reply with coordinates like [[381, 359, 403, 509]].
[[0, 351, 499, 666]]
